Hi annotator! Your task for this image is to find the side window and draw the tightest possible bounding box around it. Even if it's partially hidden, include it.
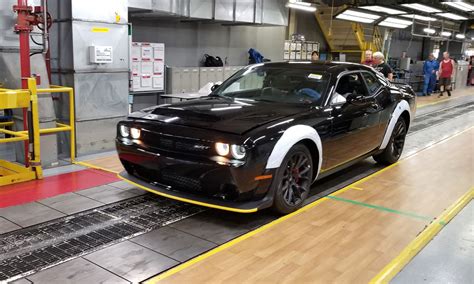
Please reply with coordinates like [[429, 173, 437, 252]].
[[334, 73, 369, 98], [362, 72, 382, 95]]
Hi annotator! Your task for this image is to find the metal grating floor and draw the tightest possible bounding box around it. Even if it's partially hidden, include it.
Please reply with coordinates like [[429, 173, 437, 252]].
[[0, 195, 204, 282]]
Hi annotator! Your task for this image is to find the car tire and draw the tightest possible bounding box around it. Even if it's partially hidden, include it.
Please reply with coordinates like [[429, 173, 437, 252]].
[[373, 117, 407, 165], [271, 144, 313, 215]]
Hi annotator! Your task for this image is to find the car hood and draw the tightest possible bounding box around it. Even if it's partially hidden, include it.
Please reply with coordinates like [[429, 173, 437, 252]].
[[132, 96, 308, 135]]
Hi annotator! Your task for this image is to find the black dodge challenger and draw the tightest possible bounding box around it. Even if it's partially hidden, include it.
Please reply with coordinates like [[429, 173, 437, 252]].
[[116, 62, 416, 214]]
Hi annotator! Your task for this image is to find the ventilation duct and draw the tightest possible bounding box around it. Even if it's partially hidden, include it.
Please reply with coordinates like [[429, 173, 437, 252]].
[[130, 0, 288, 26]]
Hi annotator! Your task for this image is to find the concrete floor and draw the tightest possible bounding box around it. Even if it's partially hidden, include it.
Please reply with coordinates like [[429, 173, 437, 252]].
[[393, 201, 474, 284]]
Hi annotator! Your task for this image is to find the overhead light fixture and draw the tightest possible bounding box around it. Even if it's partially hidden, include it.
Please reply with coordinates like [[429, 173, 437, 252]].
[[441, 31, 452, 37], [436, 12, 468, 20], [423, 28, 436, 34], [359, 5, 406, 15], [455, 34, 466, 39], [401, 14, 437, 22], [401, 3, 442, 13], [286, 1, 317, 12], [335, 9, 381, 24], [442, 1, 474, 12], [378, 17, 413, 29]]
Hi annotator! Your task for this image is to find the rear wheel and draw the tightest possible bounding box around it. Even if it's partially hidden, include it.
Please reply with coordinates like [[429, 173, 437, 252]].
[[271, 144, 313, 214], [373, 118, 407, 165]]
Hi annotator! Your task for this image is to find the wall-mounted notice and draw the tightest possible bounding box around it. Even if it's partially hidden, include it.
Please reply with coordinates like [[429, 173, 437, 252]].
[[130, 42, 165, 92]]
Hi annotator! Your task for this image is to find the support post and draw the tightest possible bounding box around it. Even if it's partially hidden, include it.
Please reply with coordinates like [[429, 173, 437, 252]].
[[13, 0, 33, 166]]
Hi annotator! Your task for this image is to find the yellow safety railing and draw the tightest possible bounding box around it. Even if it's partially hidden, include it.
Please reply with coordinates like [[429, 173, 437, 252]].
[[0, 78, 42, 185], [0, 79, 75, 186], [17, 85, 76, 162]]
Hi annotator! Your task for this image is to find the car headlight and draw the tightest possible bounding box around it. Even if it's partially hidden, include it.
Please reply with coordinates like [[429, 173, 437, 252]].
[[231, 145, 246, 159], [130, 127, 141, 139], [215, 142, 230, 156], [120, 125, 129, 138]]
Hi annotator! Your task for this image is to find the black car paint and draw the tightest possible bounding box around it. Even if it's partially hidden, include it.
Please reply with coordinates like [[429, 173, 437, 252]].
[[116, 62, 416, 210]]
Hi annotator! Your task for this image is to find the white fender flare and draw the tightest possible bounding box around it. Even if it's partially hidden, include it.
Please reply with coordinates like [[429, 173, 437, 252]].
[[265, 125, 322, 178], [380, 100, 411, 150]]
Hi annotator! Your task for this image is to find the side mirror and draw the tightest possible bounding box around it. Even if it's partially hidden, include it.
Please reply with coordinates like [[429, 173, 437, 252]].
[[211, 84, 220, 91], [346, 92, 364, 104], [330, 93, 347, 106]]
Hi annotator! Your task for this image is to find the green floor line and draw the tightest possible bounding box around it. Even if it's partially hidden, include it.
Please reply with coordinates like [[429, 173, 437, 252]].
[[327, 195, 433, 222]]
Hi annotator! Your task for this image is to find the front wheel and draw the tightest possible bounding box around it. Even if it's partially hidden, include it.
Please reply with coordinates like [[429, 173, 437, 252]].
[[271, 144, 313, 214], [373, 118, 407, 165]]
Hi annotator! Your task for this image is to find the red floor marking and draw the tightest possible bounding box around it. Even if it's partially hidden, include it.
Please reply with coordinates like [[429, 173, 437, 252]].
[[0, 169, 119, 208]]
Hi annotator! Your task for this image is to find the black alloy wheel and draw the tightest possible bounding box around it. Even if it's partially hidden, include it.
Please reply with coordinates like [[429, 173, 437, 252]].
[[373, 118, 407, 165], [391, 119, 407, 159], [272, 144, 313, 214]]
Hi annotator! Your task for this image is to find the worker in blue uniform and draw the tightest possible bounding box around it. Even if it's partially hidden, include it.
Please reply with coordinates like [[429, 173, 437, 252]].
[[422, 53, 439, 96]]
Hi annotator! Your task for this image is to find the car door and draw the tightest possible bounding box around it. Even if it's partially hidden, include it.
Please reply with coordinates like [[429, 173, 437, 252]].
[[360, 71, 391, 147], [321, 71, 382, 170]]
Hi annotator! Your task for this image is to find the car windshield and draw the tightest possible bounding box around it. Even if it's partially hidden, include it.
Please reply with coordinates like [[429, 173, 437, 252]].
[[214, 65, 329, 105]]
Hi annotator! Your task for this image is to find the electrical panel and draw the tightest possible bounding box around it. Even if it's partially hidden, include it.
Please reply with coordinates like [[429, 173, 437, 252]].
[[130, 42, 165, 92], [89, 46, 113, 63]]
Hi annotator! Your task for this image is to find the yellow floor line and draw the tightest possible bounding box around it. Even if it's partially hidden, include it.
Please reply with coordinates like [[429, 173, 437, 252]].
[[145, 126, 474, 283], [145, 197, 328, 283], [73, 161, 119, 174], [417, 93, 472, 109], [370, 187, 474, 284], [350, 186, 364, 191], [417, 97, 451, 108]]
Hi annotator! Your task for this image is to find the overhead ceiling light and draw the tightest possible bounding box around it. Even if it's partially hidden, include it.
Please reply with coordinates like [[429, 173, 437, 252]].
[[441, 31, 452, 36], [336, 14, 375, 23], [335, 9, 381, 24], [423, 28, 436, 34], [383, 17, 413, 25], [401, 14, 437, 22], [286, 1, 317, 12], [359, 5, 406, 15], [436, 12, 468, 20], [401, 3, 442, 13], [455, 34, 466, 39], [442, 1, 474, 12], [379, 22, 410, 29], [378, 17, 412, 29]]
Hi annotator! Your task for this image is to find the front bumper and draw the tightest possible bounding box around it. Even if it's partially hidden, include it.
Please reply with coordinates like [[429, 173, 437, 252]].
[[116, 140, 276, 212], [118, 171, 273, 213]]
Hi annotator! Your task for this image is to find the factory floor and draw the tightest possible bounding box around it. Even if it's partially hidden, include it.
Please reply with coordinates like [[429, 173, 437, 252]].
[[0, 87, 472, 283]]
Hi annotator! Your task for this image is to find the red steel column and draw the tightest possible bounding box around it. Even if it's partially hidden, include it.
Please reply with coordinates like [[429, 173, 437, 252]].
[[14, 0, 33, 166]]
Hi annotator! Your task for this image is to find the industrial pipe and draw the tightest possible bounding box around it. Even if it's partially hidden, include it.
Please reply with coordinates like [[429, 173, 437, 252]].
[[41, 0, 51, 82]]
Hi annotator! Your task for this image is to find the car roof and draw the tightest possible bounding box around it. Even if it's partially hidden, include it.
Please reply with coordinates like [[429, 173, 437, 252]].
[[257, 61, 374, 74]]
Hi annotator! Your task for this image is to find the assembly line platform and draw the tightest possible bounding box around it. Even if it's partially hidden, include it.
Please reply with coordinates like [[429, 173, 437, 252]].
[[0, 89, 472, 283]]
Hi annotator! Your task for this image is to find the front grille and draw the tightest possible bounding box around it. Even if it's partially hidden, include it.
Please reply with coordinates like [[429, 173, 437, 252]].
[[161, 171, 202, 192], [141, 130, 213, 155]]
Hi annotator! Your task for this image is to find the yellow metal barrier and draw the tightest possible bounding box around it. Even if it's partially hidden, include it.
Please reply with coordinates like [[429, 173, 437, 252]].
[[0, 79, 75, 186], [0, 78, 42, 185], [17, 85, 76, 162]]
